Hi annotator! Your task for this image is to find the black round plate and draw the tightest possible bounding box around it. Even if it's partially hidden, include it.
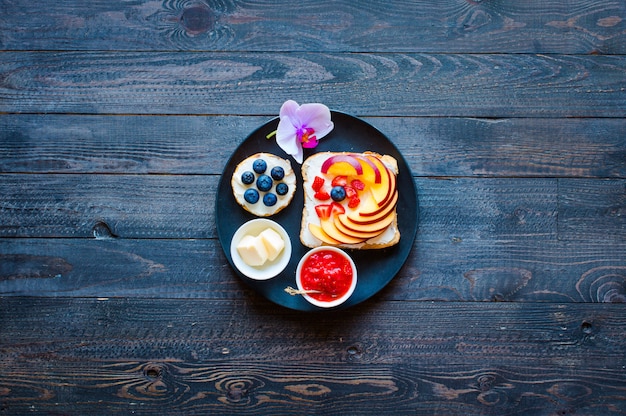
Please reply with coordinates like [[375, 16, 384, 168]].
[[216, 111, 418, 311]]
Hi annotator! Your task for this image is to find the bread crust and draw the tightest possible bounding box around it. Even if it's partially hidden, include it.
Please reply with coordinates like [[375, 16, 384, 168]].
[[300, 151, 400, 249]]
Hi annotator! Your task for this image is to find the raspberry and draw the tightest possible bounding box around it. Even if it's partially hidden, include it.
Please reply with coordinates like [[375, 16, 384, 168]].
[[312, 176, 325, 192], [351, 179, 365, 191], [348, 196, 360, 208]]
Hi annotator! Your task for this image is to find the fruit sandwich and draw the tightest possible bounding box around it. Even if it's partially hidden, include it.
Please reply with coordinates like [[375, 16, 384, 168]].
[[300, 151, 400, 249]]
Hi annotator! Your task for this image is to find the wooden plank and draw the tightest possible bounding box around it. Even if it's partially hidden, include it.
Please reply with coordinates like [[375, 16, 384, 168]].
[[0, 173, 216, 238], [379, 117, 626, 179], [2, 175, 622, 302], [0, 114, 260, 174], [1, 298, 625, 414], [1, 237, 625, 303], [558, 179, 626, 242], [399, 238, 626, 303], [2, 115, 625, 178], [416, 178, 558, 241], [1, 0, 624, 54], [1, 52, 625, 117], [0, 175, 557, 239], [0, 238, 246, 299]]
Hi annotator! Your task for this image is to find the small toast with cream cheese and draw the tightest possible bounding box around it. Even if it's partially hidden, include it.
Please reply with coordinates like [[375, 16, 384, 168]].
[[232, 153, 296, 217]]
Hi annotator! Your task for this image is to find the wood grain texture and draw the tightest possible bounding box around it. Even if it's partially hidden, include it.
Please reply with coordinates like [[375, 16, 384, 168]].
[[1, 298, 625, 415], [0, 175, 562, 240], [1, 1, 625, 414], [0, 177, 622, 302], [1, 52, 625, 117], [559, 179, 626, 241], [1, 237, 625, 303], [0, 114, 257, 174], [0, 174, 215, 238], [416, 178, 558, 241], [2, 115, 625, 178], [1, 0, 624, 54], [4, 175, 618, 244]]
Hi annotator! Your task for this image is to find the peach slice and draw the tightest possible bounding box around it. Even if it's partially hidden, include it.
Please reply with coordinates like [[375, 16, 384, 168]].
[[352, 193, 381, 215], [378, 165, 396, 207], [334, 215, 388, 238], [340, 210, 396, 233], [321, 155, 363, 177], [308, 223, 342, 245], [359, 184, 397, 218], [354, 155, 382, 184], [365, 156, 395, 207], [348, 191, 398, 224], [320, 218, 367, 244]]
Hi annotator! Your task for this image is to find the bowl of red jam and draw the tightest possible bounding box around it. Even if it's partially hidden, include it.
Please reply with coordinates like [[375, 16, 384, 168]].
[[295, 247, 357, 308]]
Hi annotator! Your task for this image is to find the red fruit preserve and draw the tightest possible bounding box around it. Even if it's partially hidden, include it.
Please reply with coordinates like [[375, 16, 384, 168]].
[[300, 250, 354, 302]]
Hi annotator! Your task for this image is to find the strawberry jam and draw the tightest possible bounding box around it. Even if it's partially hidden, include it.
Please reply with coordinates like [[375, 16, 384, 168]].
[[300, 250, 354, 302]]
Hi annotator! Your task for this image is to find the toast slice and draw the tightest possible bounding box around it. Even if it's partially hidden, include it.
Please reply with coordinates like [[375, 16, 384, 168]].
[[300, 151, 400, 249], [231, 152, 296, 217]]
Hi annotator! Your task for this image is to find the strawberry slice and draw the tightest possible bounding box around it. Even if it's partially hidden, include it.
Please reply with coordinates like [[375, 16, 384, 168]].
[[330, 202, 346, 216], [331, 176, 348, 187], [315, 204, 332, 219], [344, 186, 358, 199], [312, 176, 325, 192], [315, 202, 345, 219], [314, 189, 331, 201]]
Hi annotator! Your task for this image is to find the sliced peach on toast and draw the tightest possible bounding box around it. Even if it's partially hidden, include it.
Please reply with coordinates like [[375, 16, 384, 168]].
[[321, 155, 363, 177], [308, 223, 342, 245], [320, 218, 366, 244], [347, 191, 398, 224], [365, 156, 395, 207], [334, 215, 386, 239], [341, 210, 396, 232]]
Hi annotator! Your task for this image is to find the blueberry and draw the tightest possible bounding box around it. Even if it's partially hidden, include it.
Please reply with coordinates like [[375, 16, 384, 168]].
[[244, 189, 259, 204], [256, 174, 273, 192], [330, 186, 346, 201], [253, 159, 267, 174], [275, 182, 289, 196], [270, 166, 285, 180], [241, 171, 255, 185], [263, 193, 277, 206]]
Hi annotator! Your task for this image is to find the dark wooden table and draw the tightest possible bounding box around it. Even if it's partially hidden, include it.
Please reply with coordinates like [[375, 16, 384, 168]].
[[1, 1, 625, 414]]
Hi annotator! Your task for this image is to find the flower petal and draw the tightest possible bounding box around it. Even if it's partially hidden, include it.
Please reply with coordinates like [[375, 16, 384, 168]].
[[291, 145, 304, 164], [279, 100, 302, 128], [301, 136, 318, 149], [276, 133, 302, 163], [276, 117, 303, 164], [296, 103, 334, 139], [272, 100, 334, 164]]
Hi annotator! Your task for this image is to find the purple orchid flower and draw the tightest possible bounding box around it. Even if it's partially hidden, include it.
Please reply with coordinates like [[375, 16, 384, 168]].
[[273, 100, 334, 164]]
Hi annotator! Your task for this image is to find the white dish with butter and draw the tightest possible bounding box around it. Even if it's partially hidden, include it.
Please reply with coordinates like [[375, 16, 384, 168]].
[[230, 219, 292, 280]]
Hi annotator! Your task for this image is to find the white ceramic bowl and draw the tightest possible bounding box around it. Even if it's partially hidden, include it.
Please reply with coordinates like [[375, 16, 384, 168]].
[[295, 246, 357, 308], [230, 219, 292, 280]]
